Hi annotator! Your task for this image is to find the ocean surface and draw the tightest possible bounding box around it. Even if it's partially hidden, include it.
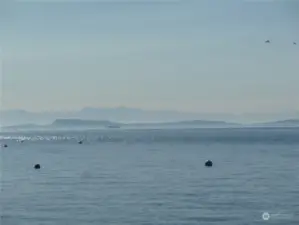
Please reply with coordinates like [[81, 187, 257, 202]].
[[1, 127, 299, 225]]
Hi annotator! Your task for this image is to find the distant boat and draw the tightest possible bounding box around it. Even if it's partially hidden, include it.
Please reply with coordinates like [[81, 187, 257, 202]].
[[107, 125, 120, 129]]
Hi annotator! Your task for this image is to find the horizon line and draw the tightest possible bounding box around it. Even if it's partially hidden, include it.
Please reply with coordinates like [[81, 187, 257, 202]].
[[0, 107, 298, 116]]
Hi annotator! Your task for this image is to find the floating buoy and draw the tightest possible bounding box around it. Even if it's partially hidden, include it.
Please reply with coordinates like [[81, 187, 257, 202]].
[[34, 164, 41, 169], [78, 140, 83, 144], [3, 144, 8, 148], [205, 160, 213, 167]]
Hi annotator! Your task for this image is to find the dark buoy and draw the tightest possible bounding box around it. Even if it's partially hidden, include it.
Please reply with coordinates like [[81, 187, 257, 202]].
[[34, 164, 41, 169], [205, 160, 213, 167], [3, 144, 8, 148], [293, 42, 297, 45], [265, 40, 270, 43], [78, 140, 83, 144]]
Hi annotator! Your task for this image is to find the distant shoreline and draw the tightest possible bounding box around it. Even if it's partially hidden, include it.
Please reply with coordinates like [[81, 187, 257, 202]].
[[1, 118, 299, 131]]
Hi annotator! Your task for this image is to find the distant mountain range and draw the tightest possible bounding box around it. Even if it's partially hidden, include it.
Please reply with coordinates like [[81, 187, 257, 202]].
[[1, 118, 299, 131], [1, 119, 239, 130], [0, 107, 236, 126], [254, 119, 299, 127], [0, 107, 298, 127]]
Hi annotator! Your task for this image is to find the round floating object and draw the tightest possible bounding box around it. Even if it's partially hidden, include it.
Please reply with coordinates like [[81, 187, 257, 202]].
[[205, 160, 213, 167], [78, 140, 83, 144], [34, 164, 41, 169], [3, 144, 8, 148]]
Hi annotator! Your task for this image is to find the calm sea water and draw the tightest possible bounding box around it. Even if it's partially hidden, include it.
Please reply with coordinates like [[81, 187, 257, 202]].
[[1, 128, 299, 225]]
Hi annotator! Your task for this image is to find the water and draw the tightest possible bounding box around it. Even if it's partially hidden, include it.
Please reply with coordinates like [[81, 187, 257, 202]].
[[1, 128, 299, 224]]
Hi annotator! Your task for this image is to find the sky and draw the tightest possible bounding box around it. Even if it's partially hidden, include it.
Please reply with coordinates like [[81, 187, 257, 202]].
[[1, 0, 299, 114]]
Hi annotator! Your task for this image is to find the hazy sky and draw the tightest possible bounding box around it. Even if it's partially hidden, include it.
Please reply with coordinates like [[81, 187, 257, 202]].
[[1, 0, 299, 113]]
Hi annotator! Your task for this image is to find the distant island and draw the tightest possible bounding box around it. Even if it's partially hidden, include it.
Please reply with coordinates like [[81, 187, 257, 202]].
[[253, 119, 299, 127], [50, 119, 240, 128], [1, 107, 298, 127], [51, 119, 120, 128], [1, 118, 299, 131], [1, 119, 240, 131]]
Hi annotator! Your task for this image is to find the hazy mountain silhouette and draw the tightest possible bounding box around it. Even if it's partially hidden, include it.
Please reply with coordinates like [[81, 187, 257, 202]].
[[0, 107, 298, 126], [3, 117, 299, 132], [2, 119, 240, 131], [254, 119, 299, 127], [0, 107, 235, 126]]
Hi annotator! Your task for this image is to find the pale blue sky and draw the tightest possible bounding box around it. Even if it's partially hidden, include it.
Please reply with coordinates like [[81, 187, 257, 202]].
[[1, 0, 299, 113]]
